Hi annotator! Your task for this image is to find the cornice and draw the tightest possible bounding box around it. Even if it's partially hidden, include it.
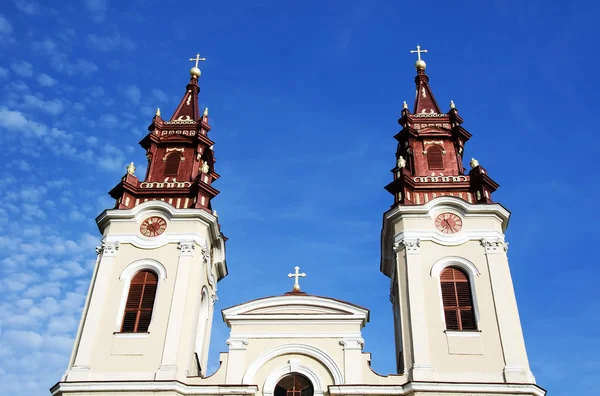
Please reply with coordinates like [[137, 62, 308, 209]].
[[328, 381, 545, 396], [51, 381, 258, 396]]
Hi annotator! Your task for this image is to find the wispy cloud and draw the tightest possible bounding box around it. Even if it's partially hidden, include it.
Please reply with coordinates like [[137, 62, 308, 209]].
[[123, 85, 141, 105], [11, 61, 33, 77], [37, 73, 58, 87], [87, 31, 135, 51], [0, 14, 13, 35], [14, 0, 40, 15], [84, 0, 108, 22]]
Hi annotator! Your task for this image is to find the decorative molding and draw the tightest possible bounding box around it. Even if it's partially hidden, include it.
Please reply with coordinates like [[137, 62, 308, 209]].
[[178, 241, 196, 256], [339, 337, 364, 350], [328, 382, 544, 396], [480, 238, 508, 254], [430, 256, 480, 278], [226, 332, 363, 339], [413, 175, 467, 183], [96, 241, 119, 256], [226, 337, 248, 350], [52, 382, 258, 396], [242, 343, 343, 385]]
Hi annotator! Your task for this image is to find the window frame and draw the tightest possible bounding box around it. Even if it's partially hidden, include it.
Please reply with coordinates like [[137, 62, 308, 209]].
[[116, 259, 167, 334], [431, 256, 481, 330], [427, 144, 444, 170], [163, 152, 182, 176], [440, 267, 477, 331], [120, 270, 158, 333]]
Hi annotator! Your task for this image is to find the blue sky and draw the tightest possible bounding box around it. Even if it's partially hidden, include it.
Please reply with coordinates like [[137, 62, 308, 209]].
[[0, 0, 598, 395]]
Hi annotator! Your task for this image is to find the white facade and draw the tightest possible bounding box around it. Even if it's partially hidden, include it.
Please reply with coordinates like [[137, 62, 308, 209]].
[[52, 196, 545, 396]]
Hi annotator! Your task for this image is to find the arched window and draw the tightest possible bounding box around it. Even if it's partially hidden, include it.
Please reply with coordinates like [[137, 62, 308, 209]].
[[164, 153, 180, 176], [440, 267, 476, 331], [121, 270, 158, 333], [275, 374, 313, 396], [427, 145, 444, 169]]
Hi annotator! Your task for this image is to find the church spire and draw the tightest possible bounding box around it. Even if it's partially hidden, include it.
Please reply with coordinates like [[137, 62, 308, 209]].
[[410, 45, 441, 115], [384, 45, 499, 206], [108, 53, 220, 213]]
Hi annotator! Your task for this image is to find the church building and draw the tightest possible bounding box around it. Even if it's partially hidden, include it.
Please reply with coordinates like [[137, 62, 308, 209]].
[[50, 48, 546, 396]]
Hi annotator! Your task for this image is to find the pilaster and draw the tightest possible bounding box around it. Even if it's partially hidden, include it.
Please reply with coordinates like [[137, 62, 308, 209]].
[[395, 238, 434, 381], [340, 337, 364, 382], [224, 337, 249, 384], [481, 239, 535, 383], [155, 240, 197, 380], [67, 241, 119, 381]]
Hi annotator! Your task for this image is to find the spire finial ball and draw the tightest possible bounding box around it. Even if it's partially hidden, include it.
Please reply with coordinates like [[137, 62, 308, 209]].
[[415, 59, 426, 71], [190, 67, 201, 78]]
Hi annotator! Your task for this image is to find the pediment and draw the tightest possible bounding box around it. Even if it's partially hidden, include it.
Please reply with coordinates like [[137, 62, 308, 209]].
[[245, 304, 353, 315], [222, 294, 369, 327]]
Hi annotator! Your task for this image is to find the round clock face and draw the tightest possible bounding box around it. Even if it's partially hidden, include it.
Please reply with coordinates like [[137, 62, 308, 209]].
[[434, 212, 463, 234], [140, 216, 167, 237]]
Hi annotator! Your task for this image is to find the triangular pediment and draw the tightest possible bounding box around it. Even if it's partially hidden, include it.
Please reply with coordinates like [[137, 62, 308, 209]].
[[222, 294, 369, 327], [245, 304, 353, 315]]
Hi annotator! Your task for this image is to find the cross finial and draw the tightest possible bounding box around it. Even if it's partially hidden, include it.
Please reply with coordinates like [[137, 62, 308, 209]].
[[189, 53, 207, 78], [189, 53, 207, 68], [410, 44, 428, 61], [287, 266, 306, 292]]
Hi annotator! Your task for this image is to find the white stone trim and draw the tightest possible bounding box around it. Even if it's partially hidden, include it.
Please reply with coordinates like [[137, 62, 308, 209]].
[[394, 229, 505, 247], [328, 381, 545, 396], [51, 382, 257, 396], [116, 259, 166, 329], [263, 359, 324, 396], [430, 256, 481, 325], [242, 343, 343, 385], [430, 256, 480, 278], [231, 332, 363, 339], [445, 330, 481, 338], [103, 233, 207, 250]]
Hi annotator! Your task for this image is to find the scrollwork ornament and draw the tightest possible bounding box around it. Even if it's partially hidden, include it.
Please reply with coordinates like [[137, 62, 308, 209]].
[[96, 241, 119, 257], [394, 238, 421, 254], [480, 239, 508, 254], [178, 241, 195, 256]]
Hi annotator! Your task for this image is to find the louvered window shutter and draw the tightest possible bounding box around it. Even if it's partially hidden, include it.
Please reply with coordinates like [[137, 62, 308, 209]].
[[121, 270, 158, 333], [440, 267, 476, 331], [427, 145, 444, 169], [164, 153, 180, 176]]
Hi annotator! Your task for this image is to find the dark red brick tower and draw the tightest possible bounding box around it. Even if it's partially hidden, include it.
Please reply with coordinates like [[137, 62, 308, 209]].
[[385, 46, 499, 206], [109, 55, 219, 213]]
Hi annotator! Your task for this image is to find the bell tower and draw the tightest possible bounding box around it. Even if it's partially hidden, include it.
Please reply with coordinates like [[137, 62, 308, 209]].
[[62, 55, 227, 383], [381, 46, 540, 388]]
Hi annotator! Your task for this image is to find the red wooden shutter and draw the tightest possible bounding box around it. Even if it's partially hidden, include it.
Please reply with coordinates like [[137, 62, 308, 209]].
[[427, 145, 444, 169], [121, 271, 158, 333], [440, 267, 476, 331], [164, 153, 180, 176]]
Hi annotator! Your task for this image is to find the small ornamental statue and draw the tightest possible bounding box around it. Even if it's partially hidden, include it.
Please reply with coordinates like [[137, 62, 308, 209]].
[[126, 162, 136, 175], [397, 156, 406, 169], [470, 158, 479, 168]]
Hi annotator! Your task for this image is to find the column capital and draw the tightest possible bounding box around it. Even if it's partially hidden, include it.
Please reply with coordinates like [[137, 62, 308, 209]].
[[95, 241, 119, 257], [226, 337, 249, 350], [339, 337, 364, 350], [178, 240, 196, 256], [480, 238, 508, 255], [394, 238, 421, 255]]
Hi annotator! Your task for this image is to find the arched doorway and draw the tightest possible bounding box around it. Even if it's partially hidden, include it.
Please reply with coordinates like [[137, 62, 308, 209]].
[[274, 374, 313, 396]]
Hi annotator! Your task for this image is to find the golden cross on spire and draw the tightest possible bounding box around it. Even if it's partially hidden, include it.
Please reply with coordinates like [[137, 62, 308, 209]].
[[410, 44, 428, 61], [189, 53, 207, 68], [287, 266, 306, 292]]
